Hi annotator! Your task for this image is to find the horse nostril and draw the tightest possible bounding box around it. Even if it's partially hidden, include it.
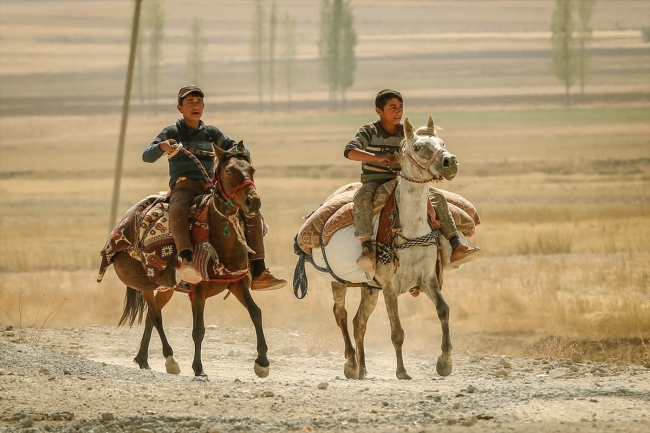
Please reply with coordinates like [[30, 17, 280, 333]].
[[245, 197, 253, 209], [443, 157, 450, 168]]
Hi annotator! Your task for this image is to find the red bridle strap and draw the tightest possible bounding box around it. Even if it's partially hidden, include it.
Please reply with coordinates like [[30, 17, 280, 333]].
[[217, 179, 255, 203]]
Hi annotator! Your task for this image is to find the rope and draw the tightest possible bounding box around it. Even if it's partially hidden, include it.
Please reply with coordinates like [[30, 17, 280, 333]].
[[377, 229, 442, 266], [169, 143, 215, 190], [385, 162, 440, 184], [211, 198, 256, 254]]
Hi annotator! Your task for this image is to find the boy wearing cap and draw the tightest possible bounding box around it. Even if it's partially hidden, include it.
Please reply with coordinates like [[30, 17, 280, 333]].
[[142, 85, 286, 291], [344, 89, 480, 276]]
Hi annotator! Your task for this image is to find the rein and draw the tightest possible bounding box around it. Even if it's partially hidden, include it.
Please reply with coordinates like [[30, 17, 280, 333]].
[[172, 144, 216, 190], [385, 147, 444, 184]]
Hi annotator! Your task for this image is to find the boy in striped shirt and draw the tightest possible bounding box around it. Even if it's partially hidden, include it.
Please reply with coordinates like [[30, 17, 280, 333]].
[[344, 89, 480, 275]]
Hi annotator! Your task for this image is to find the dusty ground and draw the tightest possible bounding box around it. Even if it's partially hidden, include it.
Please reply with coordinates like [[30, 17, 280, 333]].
[[1, 325, 648, 433]]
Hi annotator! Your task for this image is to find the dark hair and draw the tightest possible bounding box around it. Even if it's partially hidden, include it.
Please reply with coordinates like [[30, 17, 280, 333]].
[[375, 89, 403, 109]]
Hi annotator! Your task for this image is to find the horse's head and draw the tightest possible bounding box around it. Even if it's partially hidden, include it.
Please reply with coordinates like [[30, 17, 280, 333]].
[[400, 115, 458, 182], [212, 141, 261, 216]]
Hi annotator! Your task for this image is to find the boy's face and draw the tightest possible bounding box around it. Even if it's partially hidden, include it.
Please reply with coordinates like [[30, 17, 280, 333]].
[[376, 97, 403, 127], [177, 94, 204, 124]]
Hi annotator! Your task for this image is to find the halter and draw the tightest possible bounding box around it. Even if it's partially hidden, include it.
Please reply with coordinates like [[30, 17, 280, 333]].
[[216, 177, 255, 208], [386, 147, 445, 184]]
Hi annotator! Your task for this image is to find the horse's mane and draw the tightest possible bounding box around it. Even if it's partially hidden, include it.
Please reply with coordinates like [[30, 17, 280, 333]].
[[217, 151, 252, 166]]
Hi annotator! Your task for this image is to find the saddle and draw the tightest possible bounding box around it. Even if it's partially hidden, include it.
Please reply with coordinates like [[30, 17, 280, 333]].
[[296, 181, 481, 257], [97, 192, 248, 288]]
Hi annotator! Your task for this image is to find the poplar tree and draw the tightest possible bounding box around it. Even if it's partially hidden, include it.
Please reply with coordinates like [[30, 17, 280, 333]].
[[550, 0, 577, 106], [318, 0, 339, 109], [576, 0, 596, 99], [250, 0, 267, 111], [281, 13, 298, 112], [338, 4, 357, 110], [187, 18, 208, 87], [268, 1, 278, 112], [318, 0, 357, 110]]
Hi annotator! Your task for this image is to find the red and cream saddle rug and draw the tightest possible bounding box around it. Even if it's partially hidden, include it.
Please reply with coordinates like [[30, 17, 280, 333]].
[[98, 192, 248, 289]]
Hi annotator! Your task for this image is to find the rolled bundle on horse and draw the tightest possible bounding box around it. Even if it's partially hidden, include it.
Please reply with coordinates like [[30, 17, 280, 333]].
[[293, 116, 482, 380], [98, 142, 271, 378]]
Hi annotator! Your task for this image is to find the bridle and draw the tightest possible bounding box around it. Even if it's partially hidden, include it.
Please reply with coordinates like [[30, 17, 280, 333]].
[[211, 153, 256, 209], [216, 177, 255, 209], [385, 146, 445, 184]]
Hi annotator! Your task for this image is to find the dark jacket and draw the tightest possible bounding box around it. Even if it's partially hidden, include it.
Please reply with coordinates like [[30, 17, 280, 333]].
[[143, 118, 237, 188]]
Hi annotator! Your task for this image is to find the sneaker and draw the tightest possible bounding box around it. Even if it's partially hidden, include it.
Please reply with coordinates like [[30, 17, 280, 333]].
[[179, 260, 202, 284], [356, 241, 376, 274], [450, 244, 482, 265], [251, 269, 287, 291]]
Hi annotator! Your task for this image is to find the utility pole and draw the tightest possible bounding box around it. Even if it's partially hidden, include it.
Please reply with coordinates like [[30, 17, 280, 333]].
[[109, 0, 142, 232]]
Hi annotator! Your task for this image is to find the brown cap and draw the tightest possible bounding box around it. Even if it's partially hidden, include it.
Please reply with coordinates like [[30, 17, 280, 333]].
[[177, 84, 204, 104]]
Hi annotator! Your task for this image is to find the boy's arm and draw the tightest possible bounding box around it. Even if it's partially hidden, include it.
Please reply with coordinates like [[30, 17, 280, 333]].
[[344, 126, 397, 165], [142, 128, 177, 162]]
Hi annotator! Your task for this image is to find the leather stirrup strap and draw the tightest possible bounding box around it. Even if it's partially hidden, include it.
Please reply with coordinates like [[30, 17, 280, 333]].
[[376, 188, 397, 247]]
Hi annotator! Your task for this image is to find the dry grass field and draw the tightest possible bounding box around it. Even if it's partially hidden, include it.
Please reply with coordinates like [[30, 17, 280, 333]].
[[1, 0, 649, 367]]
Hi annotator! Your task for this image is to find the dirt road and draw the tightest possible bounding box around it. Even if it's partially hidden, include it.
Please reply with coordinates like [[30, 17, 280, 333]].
[[1, 326, 649, 432]]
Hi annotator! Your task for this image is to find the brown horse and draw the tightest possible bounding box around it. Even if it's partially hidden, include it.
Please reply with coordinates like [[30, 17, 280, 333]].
[[105, 142, 269, 378]]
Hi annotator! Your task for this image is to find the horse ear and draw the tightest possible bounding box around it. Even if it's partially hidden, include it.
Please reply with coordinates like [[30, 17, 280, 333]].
[[427, 115, 436, 136], [212, 143, 225, 160], [236, 140, 246, 153], [404, 117, 415, 140]]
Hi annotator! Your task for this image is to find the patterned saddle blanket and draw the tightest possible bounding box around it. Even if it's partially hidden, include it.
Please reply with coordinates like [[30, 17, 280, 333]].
[[97, 191, 249, 288], [296, 180, 481, 256]]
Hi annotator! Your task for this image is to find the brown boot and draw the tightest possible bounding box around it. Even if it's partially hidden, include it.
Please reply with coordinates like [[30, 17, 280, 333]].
[[251, 269, 287, 291], [356, 240, 376, 274], [450, 244, 482, 265], [179, 259, 202, 284]]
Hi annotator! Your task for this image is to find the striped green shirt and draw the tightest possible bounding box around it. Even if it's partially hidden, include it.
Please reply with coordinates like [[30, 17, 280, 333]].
[[344, 121, 403, 183]]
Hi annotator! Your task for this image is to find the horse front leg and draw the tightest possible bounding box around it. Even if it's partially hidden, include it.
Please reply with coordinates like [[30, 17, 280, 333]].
[[352, 286, 379, 380], [231, 283, 269, 378], [423, 285, 453, 376], [383, 287, 411, 380], [141, 291, 180, 374], [190, 286, 208, 377], [331, 281, 358, 379], [134, 290, 174, 370]]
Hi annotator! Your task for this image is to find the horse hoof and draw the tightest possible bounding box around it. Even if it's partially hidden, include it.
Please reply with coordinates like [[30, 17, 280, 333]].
[[254, 362, 270, 378], [165, 356, 181, 375], [396, 371, 412, 380], [436, 355, 452, 377], [344, 360, 359, 380], [133, 358, 150, 370]]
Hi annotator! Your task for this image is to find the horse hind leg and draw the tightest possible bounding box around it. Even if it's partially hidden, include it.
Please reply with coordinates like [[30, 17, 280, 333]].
[[140, 290, 180, 374], [331, 281, 358, 379], [352, 286, 379, 380], [133, 289, 175, 371]]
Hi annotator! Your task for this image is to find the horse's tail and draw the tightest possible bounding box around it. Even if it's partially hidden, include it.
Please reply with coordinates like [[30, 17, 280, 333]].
[[118, 287, 146, 328]]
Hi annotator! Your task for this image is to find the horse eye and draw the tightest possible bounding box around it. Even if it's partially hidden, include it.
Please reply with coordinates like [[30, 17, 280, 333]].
[[225, 169, 231, 175], [413, 145, 421, 152]]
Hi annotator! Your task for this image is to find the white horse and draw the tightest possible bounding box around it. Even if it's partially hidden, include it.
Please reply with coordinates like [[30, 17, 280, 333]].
[[327, 116, 457, 380]]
